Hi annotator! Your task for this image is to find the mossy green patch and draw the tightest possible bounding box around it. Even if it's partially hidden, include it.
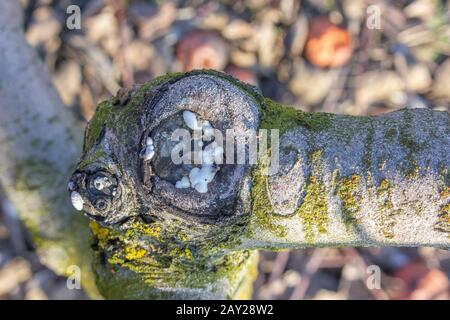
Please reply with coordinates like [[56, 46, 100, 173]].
[[229, 251, 259, 300], [90, 214, 255, 297], [83, 101, 113, 152], [337, 174, 362, 230], [260, 98, 332, 134], [116, 73, 183, 126], [295, 150, 329, 243], [250, 161, 287, 238], [84, 73, 184, 152]]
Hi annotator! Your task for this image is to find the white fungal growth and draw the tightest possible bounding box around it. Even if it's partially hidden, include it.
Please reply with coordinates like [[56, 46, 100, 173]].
[[201, 150, 214, 166], [202, 141, 223, 165], [70, 191, 84, 211], [189, 165, 217, 193], [93, 176, 111, 190], [175, 176, 190, 189], [203, 125, 214, 141], [144, 137, 155, 161], [182, 110, 213, 135], [176, 110, 222, 193], [144, 148, 155, 161], [183, 111, 200, 130]]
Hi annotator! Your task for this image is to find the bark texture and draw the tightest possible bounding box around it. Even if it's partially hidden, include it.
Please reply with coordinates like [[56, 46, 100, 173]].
[[250, 102, 450, 249], [0, 2, 447, 299], [72, 71, 449, 299], [0, 0, 100, 297]]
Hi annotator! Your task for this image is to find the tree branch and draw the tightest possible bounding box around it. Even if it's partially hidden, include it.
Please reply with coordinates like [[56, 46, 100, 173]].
[[0, 2, 447, 299], [72, 71, 449, 299], [0, 0, 100, 298]]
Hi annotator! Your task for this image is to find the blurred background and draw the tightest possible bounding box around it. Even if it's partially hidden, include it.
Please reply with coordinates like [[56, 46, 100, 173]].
[[1, 0, 450, 299]]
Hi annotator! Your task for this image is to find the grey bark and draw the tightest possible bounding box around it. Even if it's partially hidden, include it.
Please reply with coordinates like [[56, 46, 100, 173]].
[[0, 0, 448, 299], [0, 0, 100, 297], [71, 72, 449, 299], [249, 108, 450, 248]]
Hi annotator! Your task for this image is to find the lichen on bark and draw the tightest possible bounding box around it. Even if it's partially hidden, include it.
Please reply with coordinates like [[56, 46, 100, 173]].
[[3, 0, 447, 301], [68, 70, 450, 299]]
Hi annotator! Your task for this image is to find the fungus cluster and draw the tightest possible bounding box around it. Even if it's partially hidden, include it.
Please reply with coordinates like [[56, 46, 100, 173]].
[[143, 137, 155, 161], [173, 111, 224, 193], [70, 190, 84, 211]]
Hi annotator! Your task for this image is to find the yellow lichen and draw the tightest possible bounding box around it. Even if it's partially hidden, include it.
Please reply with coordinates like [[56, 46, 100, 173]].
[[89, 221, 110, 247], [296, 150, 329, 243], [435, 186, 450, 234], [125, 221, 162, 241], [337, 174, 361, 230], [377, 179, 398, 239], [250, 160, 287, 238], [124, 245, 147, 261]]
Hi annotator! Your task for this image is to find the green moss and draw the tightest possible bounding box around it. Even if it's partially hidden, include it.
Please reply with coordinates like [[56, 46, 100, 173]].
[[124, 221, 162, 241], [441, 186, 450, 199], [95, 249, 257, 299], [436, 203, 450, 233], [90, 216, 255, 297], [295, 150, 329, 243], [148, 72, 184, 87], [116, 73, 182, 124], [297, 176, 329, 243], [259, 97, 377, 151], [47, 115, 59, 124], [378, 179, 391, 195], [84, 73, 184, 152], [399, 136, 425, 154], [229, 251, 259, 300], [83, 101, 113, 151], [250, 161, 287, 238], [84, 70, 334, 162], [405, 161, 420, 179], [261, 98, 332, 134], [337, 174, 361, 230]]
